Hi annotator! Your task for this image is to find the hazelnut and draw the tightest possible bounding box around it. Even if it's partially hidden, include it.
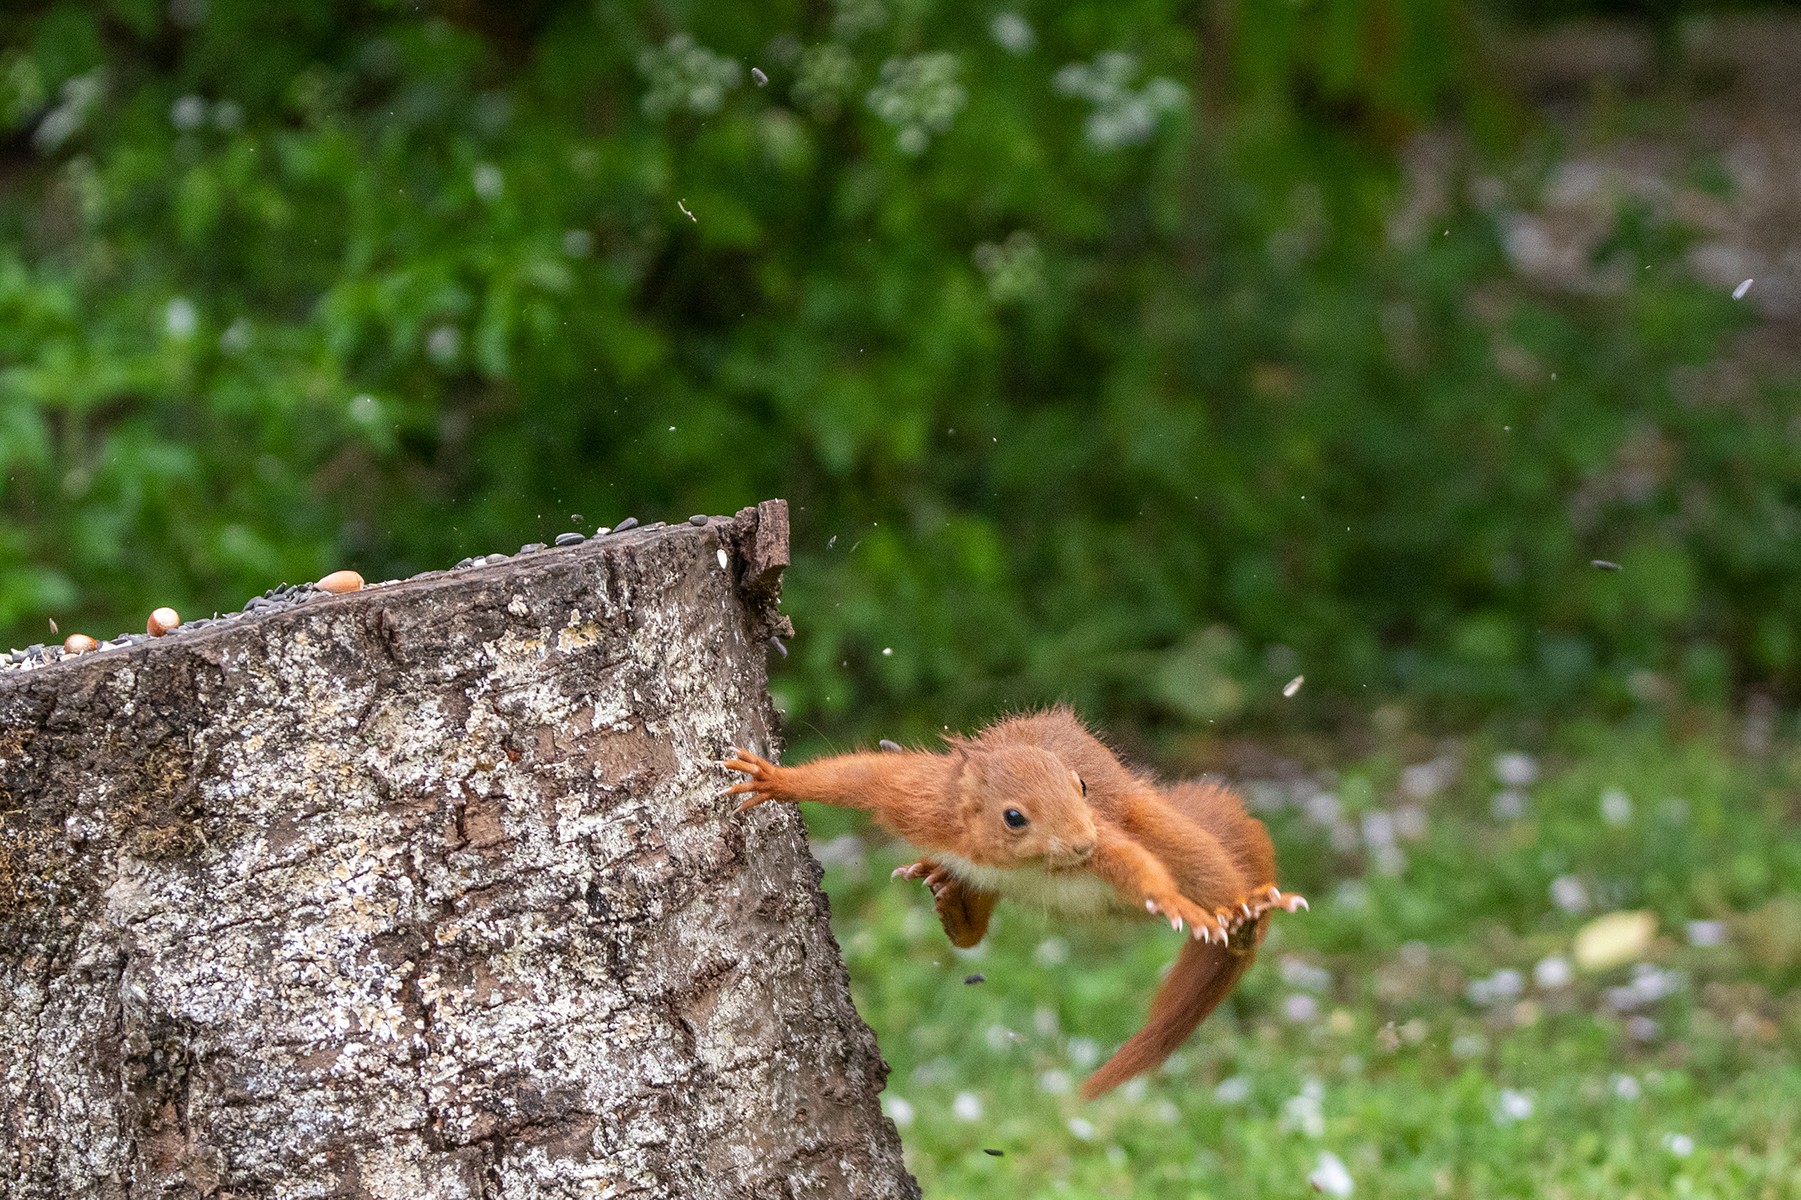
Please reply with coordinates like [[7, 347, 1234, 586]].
[[63, 633, 98, 655], [316, 570, 364, 594], [147, 607, 181, 637]]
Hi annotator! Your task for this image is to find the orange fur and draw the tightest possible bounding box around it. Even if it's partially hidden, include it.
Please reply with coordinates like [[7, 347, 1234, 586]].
[[724, 706, 1305, 1098]]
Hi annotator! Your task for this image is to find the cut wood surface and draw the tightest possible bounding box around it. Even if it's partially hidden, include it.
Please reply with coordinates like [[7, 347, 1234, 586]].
[[0, 502, 917, 1199]]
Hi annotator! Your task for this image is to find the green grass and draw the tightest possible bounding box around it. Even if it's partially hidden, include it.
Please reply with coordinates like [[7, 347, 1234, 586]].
[[801, 721, 1801, 1197]]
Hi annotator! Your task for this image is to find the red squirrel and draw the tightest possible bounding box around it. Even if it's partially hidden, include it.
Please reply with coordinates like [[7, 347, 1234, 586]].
[[724, 706, 1305, 1098]]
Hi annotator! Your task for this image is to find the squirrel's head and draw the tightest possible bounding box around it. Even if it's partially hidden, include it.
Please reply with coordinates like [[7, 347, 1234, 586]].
[[956, 746, 1097, 869]]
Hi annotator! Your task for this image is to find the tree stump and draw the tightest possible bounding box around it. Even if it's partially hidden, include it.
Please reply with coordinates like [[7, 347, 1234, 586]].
[[0, 503, 917, 1199]]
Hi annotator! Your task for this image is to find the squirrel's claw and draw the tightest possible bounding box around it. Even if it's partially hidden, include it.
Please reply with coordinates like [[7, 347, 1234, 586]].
[[1207, 884, 1310, 932], [1149, 894, 1222, 941], [1144, 896, 1187, 934], [893, 860, 954, 898]]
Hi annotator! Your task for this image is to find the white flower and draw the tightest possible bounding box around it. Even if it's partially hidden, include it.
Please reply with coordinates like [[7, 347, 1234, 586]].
[[1450, 1032, 1488, 1059], [951, 1091, 983, 1121], [1052, 52, 1185, 150], [1685, 919, 1726, 947], [1610, 1073, 1642, 1100], [1494, 1088, 1534, 1123], [866, 53, 966, 154], [972, 231, 1045, 303], [1466, 968, 1524, 1007], [1281, 957, 1333, 994], [426, 324, 462, 367], [1550, 875, 1590, 914], [1308, 1150, 1354, 1196], [1066, 1116, 1096, 1140], [472, 163, 504, 201], [1400, 758, 1456, 800], [562, 229, 595, 258], [990, 12, 1035, 54], [1281, 1078, 1326, 1137], [793, 44, 857, 118], [1493, 751, 1539, 787], [882, 1094, 914, 1128], [1662, 1131, 1694, 1157], [1304, 792, 1341, 825], [1532, 956, 1573, 989], [1490, 789, 1528, 820], [218, 318, 251, 354], [638, 34, 744, 118], [1284, 993, 1320, 1023], [164, 297, 198, 339], [170, 94, 208, 131], [33, 72, 104, 154], [831, 0, 886, 40], [1213, 1075, 1252, 1104], [1600, 788, 1633, 825], [1360, 809, 1397, 848]]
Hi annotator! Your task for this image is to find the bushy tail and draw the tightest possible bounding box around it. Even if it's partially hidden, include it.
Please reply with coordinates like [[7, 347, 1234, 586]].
[[1081, 932, 1260, 1099]]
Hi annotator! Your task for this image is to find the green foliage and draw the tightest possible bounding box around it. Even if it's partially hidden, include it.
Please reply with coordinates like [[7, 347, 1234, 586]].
[[814, 724, 1801, 1195], [1, 0, 1795, 741]]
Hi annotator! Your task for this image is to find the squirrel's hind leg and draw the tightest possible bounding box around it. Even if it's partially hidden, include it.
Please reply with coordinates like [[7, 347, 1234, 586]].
[[894, 859, 998, 948]]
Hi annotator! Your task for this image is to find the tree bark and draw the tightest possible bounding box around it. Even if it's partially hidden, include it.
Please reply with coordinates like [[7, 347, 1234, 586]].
[[0, 502, 917, 1200]]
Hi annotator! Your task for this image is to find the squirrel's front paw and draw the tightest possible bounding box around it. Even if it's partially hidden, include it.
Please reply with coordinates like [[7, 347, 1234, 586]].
[[1144, 893, 1231, 944], [892, 859, 953, 897], [724, 748, 788, 812]]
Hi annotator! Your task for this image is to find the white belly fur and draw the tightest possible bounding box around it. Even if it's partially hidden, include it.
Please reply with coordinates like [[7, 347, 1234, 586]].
[[933, 851, 1129, 918]]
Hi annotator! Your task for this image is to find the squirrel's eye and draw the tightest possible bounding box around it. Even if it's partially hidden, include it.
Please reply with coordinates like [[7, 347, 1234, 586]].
[[1003, 808, 1029, 829], [1078, 777, 1087, 797]]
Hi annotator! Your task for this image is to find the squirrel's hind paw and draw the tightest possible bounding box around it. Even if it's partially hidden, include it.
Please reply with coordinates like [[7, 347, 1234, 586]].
[[1217, 885, 1310, 934]]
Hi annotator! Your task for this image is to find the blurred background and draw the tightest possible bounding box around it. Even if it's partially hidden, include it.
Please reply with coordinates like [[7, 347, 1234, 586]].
[[5, 0, 1800, 744], [4, 1, 1800, 1193]]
